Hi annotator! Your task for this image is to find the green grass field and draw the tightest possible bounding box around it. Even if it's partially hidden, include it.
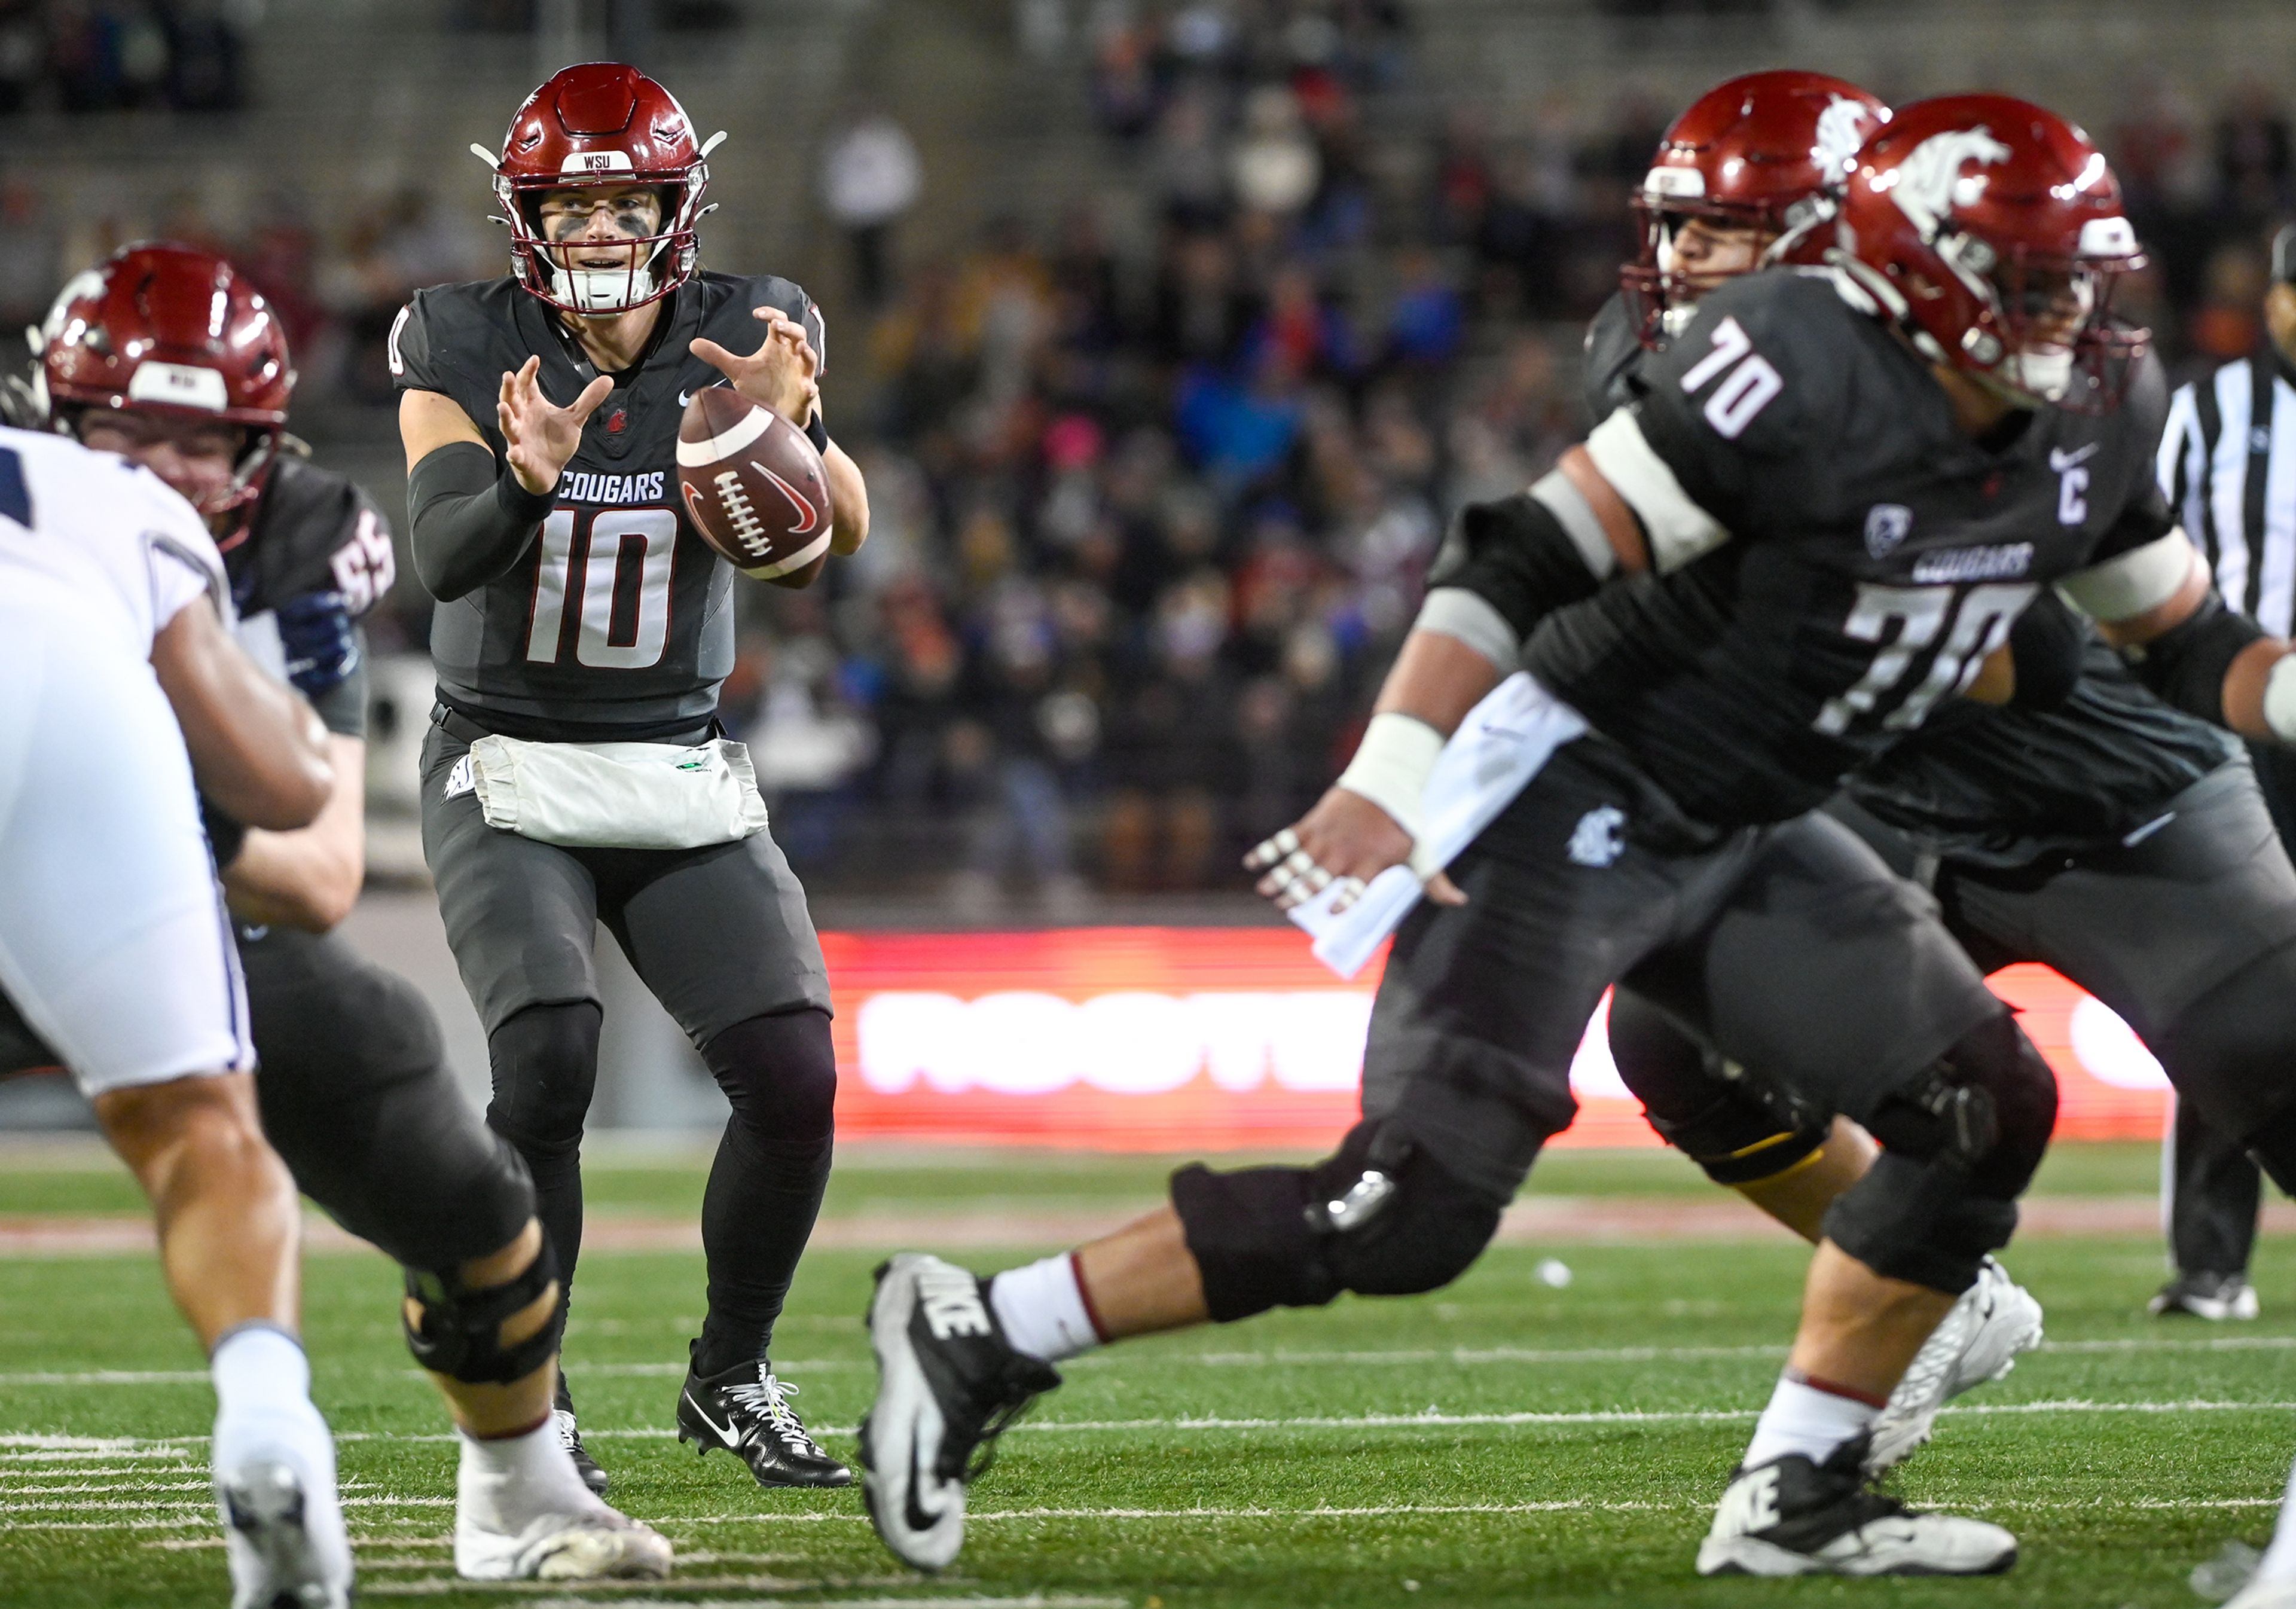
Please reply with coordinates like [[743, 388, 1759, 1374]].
[[2, 1140, 2291, 1607]]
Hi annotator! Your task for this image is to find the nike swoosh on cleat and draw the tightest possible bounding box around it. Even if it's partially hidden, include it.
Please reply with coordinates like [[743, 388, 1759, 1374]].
[[683, 1391, 743, 1448], [902, 1438, 945, 1536]]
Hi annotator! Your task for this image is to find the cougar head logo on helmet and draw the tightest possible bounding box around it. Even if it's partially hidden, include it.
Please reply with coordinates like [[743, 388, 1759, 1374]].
[[475, 62, 725, 316], [34, 241, 294, 514], [1835, 94, 2147, 411], [1624, 69, 1890, 343]]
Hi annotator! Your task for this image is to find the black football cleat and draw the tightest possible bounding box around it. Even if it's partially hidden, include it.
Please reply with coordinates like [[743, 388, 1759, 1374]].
[[856, 1252, 1063, 1571], [1697, 1432, 2017, 1577], [553, 1375, 610, 1498], [677, 1359, 851, 1488]]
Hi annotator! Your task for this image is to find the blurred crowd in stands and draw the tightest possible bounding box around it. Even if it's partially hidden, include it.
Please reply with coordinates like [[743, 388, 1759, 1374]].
[[5, 2, 2296, 900], [0, 1, 249, 115]]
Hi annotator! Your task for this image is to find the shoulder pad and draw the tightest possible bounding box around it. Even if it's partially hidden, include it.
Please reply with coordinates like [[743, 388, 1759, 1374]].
[[1581, 294, 1644, 428], [2118, 343, 2170, 453], [250, 458, 398, 618], [706, 273, 826, 378], [1636, 270, 1842, 462], [389, 279, 517, 395]]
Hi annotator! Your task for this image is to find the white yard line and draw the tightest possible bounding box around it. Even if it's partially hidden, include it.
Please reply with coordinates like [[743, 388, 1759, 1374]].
[[10, 1395, 2296, 1464], [16, 1332, 2296, 1392], [28, 1492, 2288, 1543]]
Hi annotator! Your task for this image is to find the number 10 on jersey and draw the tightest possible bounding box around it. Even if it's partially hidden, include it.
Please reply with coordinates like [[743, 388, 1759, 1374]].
[[525, 507, 678, 670]]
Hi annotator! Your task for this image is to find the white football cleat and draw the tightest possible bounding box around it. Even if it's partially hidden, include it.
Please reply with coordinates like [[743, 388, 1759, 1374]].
[[217, 1458, 353, 1609], [857, 1252, 1061, 1572], [1867, 1255, 2044, 1474], [2227, 1573, 2296, 1608], [454, 1505, 673, 1581], [1699, 1434, 2017, 1577]]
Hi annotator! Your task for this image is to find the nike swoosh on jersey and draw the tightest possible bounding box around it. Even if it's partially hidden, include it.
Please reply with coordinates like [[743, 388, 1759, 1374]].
[[683, 1393, 742, 1448], [678, 382, 727, 408], [2048, 442, 2102, 471]]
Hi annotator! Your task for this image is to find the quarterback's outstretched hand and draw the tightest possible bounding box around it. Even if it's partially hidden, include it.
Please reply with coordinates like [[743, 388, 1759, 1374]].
[[498, 355, 613, 496], [690, 309, 819, 425], [1247, 786, 1465, 914]]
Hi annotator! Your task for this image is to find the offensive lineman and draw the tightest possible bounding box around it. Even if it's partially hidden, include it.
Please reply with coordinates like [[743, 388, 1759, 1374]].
[[0, 423, 347, 1607], [857, 97, 2266, 1577], [1589, 71, 2047, 1476], [1596, 110, 2296, 1391], [25, 242, 671, 1581], [393, 62, 868, 1492]]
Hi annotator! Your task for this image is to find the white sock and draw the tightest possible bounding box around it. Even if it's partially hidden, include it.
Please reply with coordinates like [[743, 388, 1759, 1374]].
[[458, 1418, 602, 1531], [2257, 1455, 2296, 1581], [1741, 1372, 1880, 1468], [988, 1253, 1104, 1363], [210, 1324, 331, 1477]]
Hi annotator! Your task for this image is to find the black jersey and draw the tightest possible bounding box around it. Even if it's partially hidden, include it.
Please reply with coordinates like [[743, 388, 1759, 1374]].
[[225, 454, 395, 738], [1846, 639, 2233, 866], [1523, 268, 2174, 830], [1567, 282, 2231, 859], [1580, 292, 1645, 425], [389, 271, 822, 739]]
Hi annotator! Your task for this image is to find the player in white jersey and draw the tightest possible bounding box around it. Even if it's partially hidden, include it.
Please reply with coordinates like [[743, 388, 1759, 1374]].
[[0, 425, 352, 1609]]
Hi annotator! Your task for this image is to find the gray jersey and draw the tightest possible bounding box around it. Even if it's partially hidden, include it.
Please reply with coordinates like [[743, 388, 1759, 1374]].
[[390, 271, 823, 739]]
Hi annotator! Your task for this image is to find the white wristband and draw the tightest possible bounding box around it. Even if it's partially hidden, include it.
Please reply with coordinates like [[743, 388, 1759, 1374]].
[[2263, 653, 2296, 744], [1335, 712, 1445, 851]]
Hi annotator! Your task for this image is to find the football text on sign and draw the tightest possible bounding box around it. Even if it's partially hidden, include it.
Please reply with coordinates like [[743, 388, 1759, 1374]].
[[818, 931, 2167, 1150]]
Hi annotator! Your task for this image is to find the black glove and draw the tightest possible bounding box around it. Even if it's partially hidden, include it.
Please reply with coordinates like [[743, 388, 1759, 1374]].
[[276, 590, 359, 697]]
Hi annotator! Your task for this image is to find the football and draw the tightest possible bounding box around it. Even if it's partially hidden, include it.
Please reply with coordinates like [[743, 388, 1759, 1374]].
[[674, 385, 834, 588]]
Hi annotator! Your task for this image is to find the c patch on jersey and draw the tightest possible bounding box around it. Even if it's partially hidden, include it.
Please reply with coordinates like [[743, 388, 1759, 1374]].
[[1864, 503, 1913, 560]]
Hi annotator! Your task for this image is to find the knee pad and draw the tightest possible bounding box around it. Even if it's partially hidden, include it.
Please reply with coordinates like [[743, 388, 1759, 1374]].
[[702, 1007, 837, 1141], [485, 1001, 603, 1156], [402, 1235, 563, 1387], [1823, 1012, 2056, 1294], [1607, 991, 1826, 1187], [1172, 1120, 1504, 1323]]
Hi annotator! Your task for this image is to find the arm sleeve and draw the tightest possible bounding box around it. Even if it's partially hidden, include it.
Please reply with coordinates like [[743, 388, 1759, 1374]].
[[2119, 587, 2266, 726], [406, 441, 556, 602]]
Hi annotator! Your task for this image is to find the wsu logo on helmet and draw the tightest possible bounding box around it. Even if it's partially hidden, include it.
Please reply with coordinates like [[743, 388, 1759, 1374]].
[[1813, 95, 1879, 175], [1889, 126, 2014, 240]]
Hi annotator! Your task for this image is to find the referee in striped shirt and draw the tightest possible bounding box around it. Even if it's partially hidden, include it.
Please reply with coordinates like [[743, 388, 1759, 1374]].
[[2150, 222, 2296, 1320]]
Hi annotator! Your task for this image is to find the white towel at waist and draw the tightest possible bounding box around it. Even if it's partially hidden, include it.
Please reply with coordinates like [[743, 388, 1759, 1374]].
[[1285, 672, 1587, 979]]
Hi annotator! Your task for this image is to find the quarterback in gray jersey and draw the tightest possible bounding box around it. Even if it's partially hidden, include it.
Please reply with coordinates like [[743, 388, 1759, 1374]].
[[395, 63, 868, 1496]]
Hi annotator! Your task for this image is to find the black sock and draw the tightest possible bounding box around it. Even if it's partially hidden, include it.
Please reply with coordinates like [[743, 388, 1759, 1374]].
[[689, 1008, 836, 1378]]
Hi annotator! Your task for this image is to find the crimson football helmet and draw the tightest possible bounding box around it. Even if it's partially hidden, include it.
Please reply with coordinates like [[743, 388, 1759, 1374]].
[[36, 241, 294, 513], [477, 62, 723, 316], [1835, 93, 2147, 409], [1623, 70, 1889, 340]]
